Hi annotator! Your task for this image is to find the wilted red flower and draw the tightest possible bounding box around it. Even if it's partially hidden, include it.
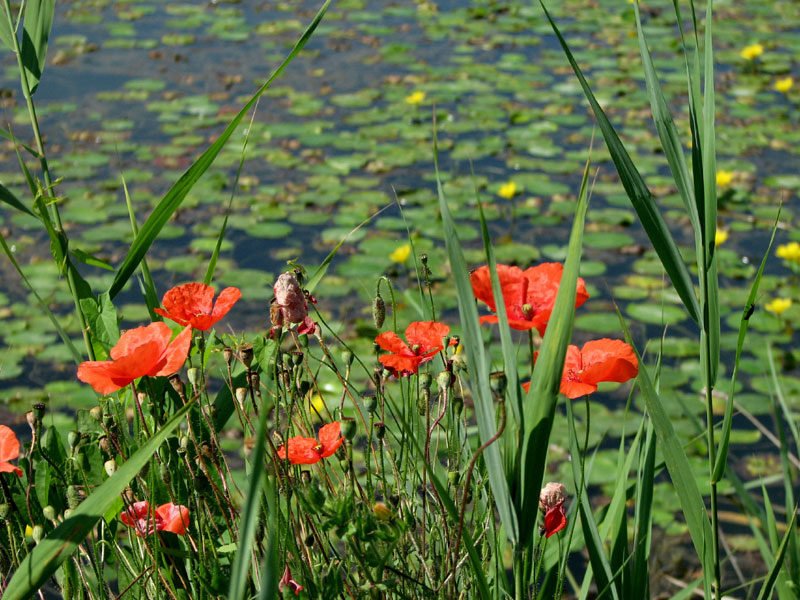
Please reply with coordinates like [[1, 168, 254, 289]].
[[273, 272, 315, 334], [0, 425, 23, 477], [277, 422, 344, 465], [470, 263, 589, 336], [279, 565, 304, 596], [544, 501, 567, 538], [523, 339, 638, 399], [154, 283, 241, 331], [121, 501, 190, 536], [77, 323, 192, 395], [375, 321, 455, 377]]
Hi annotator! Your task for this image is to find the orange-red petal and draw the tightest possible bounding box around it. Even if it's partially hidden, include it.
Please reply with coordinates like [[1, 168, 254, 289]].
[[379, 353, 426, 375], [159, 283, 215, 327], [155, 503, 190, 535], [579, 339, 638, 386], [77, 360, 137, 395], [151, 326, 193, 377], [544, 502, 567, 538], [374, 331, 410, 355], [110, 322, 172, 361], [405, 321, 450, 350], [280, 437, 322, 465], [318, 422, 344, 457], [0, 425, 20, 462]]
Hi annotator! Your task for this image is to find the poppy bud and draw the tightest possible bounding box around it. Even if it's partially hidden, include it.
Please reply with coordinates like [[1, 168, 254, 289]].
[[298, 333, 309, 348], [235, 387, 248, 408], [122, 487, 136, 505], [437, 371, 451, 390], [169, 374, 185, 397], [137, 391, 148, 405], [104, 459, 118, 478], [363, 393, 378, 414], [341, 417, 357, 441], [248, 371, 261, 391], [98, 435, 111, 456], [373, 294, 386, 329], [417, 394, 427, 416], [374, 422, 386, 440], [490, 371, 507, 397], [68, 430, 81, 450], [373, 502, 393, 522], [89, 406, 103, 422], [179, 435, 189, 453], [419, 373, 432, 392], [43, 505, 56, 521], [304, 533, 315, 547], [67, 486, 81, 510], [160, 462, 171, 484], [291, 351, 303, 367], [187, 367, 199, 388], [240, 344, 254, 369], [32, 524, 44, 544], [223, 346, 234, 366], [26, 410, 37, 430], [339, 458, 350, 471], [300, 470, 312, 484], [342, 349, 354, 366]]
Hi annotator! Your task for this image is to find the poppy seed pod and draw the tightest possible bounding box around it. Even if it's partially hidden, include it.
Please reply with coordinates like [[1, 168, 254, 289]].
[[186, 367, 199, 387], [373, 294, 386, 329], [68, 430, 81, 450], [239, 344, 254, 369], [223, 346, 234, 366], [340, 417, 357, 441], [374, 422, 386, 440], [235, 387, 248, 408], [33, 402, 46, 421], [362, 393, 378, 414]]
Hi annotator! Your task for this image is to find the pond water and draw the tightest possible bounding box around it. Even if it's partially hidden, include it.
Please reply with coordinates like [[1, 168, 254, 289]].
[[1, 0, 800, 582]]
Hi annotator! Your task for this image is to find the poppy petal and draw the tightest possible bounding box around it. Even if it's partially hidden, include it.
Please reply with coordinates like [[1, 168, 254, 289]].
[[405, 321, 450, 350], [154, 307, 190, 327], [281, 437, 322, 465], [0, 462, 22, 476], [211, 287, 242, 321], [77, 360, 136, 395], [579, 339, 638, 386], [471, 265, 525, 313], [151, 327, 193, 377], [154, 503, 190, 535], [375, 331, 411, 355], [162, 283, 215, 323], [560, 380, 598, 399], [111, 322, 173, 361], [379, 353, 424, 376], [0, 425, 20, 462], [318, 422, 344, 457], [544, 502, 567, 538]]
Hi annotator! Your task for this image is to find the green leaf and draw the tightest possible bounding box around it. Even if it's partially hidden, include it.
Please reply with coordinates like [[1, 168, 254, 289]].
[[0, 182, 36, 218], [79, 292, 120, 353], [21, 0, 55, 94], [108, 0, 333, 300], [3, 398, 196, 600], [0, 4, 15, 51], [539, 0, 700, 326], [70, 247, 114, 271]]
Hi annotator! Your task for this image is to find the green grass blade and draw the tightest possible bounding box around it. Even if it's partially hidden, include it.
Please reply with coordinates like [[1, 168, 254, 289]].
[[0, 3, 15, 51], [122, 175, 161, 321], [0, 229, 82, 364], [256, 477, 280, 600], [3, 397, 196, 600], [0, 182, 36, 217], [107, 0, 332, 300], [631, 419, 656, 597], [519, 158, 589, 546], [756, 506, 796, 600], [434, 127, 518, 545], [712, 207, 780, 482], [539, 0, 700, 326], [20, 0, 54, 94]]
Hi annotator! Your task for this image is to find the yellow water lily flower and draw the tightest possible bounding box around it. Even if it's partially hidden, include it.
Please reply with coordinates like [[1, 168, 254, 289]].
[[766, 298, 792, 315], [716, 170, 733, 187], [498, 181, 517, 199], [389, 244, 411, 263], [776, 241, 800, 262], [740, 44, 764, 61], [774, 77, 794, 93], [308, 393, 326, 419], [714, 229, 728, 246], [405, 91, 425, 105]]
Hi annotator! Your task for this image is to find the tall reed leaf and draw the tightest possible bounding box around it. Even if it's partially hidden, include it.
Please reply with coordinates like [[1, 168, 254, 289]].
[[518, 160, 589, 545], [433, 129, 518, 545], [20, 0, 54, 94], [107, 0, 332, 300], [0, 182, 36, 218], [3, 398, 196, 600], [539, 0, 700, 326]]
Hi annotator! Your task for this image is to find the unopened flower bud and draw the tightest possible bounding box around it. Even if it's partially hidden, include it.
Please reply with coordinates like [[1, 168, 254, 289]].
[[419, 373, 432, 392], [169, 374, 185, 397], [68, 430, 81, 450], [26, 410, 37, 430], [235, 387, 248, 408], [490, 371, 507, 397], [539, 482, 568, 513], [98, 435, 111, 456], [42, 506, 56, 521], [187, 368, 199, 388], [373, 294, 386, 329], [32, 524, 44, 543], [137, 391, 147, 405], [291, 351, 303, 366], [374, 422, 386, 440], [67, 486, 81, 510], [179, 435, 189, 453], [300, 470, 312, 484], [448, 471, 460, 485], [362, 393, 378, 414], [341, 349, 354, 366], [373, 502, 393, 522], [104, 460, 117, 477], [223, 346, 234, 366], [304, 533, 315, 547], [89, 406, 103, 422], [0, 504, 8, 520], [437, 371, 452, 390], [240, 344, 254, 368], [341, 417, 357, 441], [452, 395, 464, 416]]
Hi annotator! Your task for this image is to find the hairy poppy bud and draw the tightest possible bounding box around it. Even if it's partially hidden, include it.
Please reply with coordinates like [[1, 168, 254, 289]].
[[373, 294, 386, 329], [342, 349, 354, 366], [419, 373, 432, 392], [68, 430, 81, 450], [437, 371, 451, 390], [43, 505, 56, 521], [363, 393, 378, 414], [32, 524, 44, 544], [104, 460, 117, 477], [98, 435, 111, 456], [187, 367, 199, 388], [89, 406, 103, 422], [169, 374, 185, 397], [67, 486, 81, 510]]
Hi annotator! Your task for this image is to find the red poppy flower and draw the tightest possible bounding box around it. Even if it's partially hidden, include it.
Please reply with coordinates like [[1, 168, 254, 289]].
[[154, 283, 241, 331], [470, 263, 589, 336], [0, 425, 23, 477], [544, 501, 567, 538], [77, 322, 193, 395], [523, 339, 638, 399], [279, 565, 304, 596], [277, 422, 344, 465], [375, 321, 455, 377], [121, 501, 190, 536]]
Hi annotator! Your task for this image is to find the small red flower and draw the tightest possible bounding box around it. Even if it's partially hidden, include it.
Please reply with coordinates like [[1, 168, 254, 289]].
[[277, 422, 344, 465], [470, 263, 589, 336], [77, 322, 192, 395], [155, 283, 241, 331], [121, 501, 190, 536], [0, 425, 23, 477], [375, 321, 455, 377], [279, 565, 304, 596], [544, 501, 567, 538], [523, 339, 638, 399]]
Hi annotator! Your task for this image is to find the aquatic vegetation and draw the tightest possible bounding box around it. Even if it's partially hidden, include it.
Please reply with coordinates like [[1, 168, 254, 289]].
[[765, 297, 792, 315], [774, 76, 794, 92], [740, 43, 764, 60]]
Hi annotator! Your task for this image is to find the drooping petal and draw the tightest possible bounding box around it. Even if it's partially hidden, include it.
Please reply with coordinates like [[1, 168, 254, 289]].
[[150, 326, 193, 377], [375, 331, 411, 356], [318, 422, 344, 457], [0, 425, 20, 463], [0, 462, 22, 476], [77, 360, 138, 395], [154, 503, 190, 535], [405, 321, 450, 351], [110, 322, 172, 361], [211, 287, 242, 320], [560, 380, 598, 399], [279, 437, 321, 465], [544, 502, 567, 538], [579, 339, 638, 386]]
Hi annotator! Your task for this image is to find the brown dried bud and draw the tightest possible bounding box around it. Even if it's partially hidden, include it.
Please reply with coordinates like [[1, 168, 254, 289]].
[[273, 272, 309, 324], [539, 482, 567, 513], [168, 374, 185, 397], [240, 344, 254, 368], [223, 346, 234, 366], [26, 410, 37, 430], [373, 294, 386, 329], [235, 387, 248, 408], [98, 435, 112, 456]]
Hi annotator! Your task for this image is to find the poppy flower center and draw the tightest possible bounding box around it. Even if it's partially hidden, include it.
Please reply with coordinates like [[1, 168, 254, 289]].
[[522, 303, 534, 319], [565, 368, 582, 382], [411, 344, 421, 354]]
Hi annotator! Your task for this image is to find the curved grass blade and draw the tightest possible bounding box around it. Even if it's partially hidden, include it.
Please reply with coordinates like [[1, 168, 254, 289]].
[[256, 478, 280, 600], [20, 0, 54, 94], [755, 501, 797, 600], [3, 398, 196, 600], [712, 206, 780, 482], [519, 160, 589, 546], [539, 0, 700, 326], [108, 0, 332, 300], [434, 124, 518, 546], [0, 182, 36, 218], [121, 175, 160, 320]]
